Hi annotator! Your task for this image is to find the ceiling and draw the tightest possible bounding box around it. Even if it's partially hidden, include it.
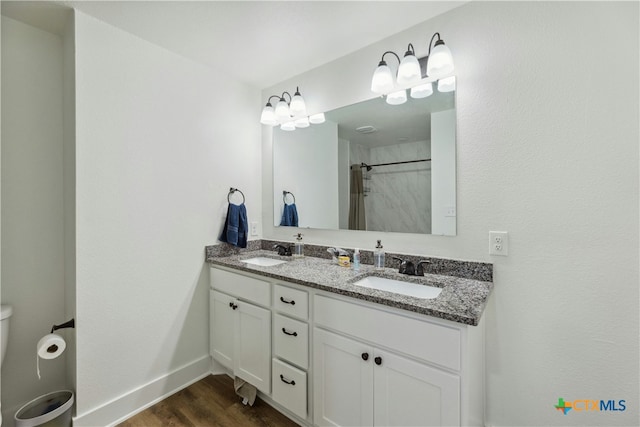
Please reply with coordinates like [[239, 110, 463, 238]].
[[2, 1, 465, 89]]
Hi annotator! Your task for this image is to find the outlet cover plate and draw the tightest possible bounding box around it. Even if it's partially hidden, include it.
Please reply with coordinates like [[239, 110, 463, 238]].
[[489, 231, 509, 256]]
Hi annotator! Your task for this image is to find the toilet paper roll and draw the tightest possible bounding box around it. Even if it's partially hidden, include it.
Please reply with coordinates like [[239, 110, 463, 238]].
[[36, 333, 66, 379]]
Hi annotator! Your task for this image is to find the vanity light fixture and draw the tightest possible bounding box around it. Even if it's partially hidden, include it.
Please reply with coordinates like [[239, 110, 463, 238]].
[[260, 87, 323, 131], [370, 32, 455, 105]]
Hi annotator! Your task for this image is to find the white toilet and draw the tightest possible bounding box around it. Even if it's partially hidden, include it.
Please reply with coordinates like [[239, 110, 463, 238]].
[[1, 304, 13, 426], [1, 304, 12, 367]]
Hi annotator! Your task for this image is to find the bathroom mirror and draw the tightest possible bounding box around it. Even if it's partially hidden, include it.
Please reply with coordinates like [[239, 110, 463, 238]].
[[273, 79, 456, 235]]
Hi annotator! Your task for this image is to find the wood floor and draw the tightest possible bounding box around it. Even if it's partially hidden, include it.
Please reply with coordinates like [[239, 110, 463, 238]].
[[117, 374, 299, 427]]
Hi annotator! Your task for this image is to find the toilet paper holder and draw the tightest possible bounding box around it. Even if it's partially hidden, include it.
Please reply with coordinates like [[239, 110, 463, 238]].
[[50, 318, 75, 334]]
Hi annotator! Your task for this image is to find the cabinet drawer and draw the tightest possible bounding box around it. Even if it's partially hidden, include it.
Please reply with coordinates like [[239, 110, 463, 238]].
[[314, 295, 461, 371], [273, 284, 308, 319], [274, 314, 309, 369], [211, 267, 270, 307], [272, 358, 307, 420]]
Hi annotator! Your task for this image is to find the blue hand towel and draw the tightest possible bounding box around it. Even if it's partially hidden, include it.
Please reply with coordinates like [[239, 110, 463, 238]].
[[280, 203, 299, 227], [220, 203, 248, 248]]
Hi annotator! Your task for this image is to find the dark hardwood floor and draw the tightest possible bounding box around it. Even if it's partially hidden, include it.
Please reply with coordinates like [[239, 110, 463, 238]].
[[117, 374, 299, 427]]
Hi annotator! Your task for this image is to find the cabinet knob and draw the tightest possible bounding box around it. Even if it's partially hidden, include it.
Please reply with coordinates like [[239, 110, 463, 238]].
[[281, 328, 298, 337], [279, 374, 296, 386], [229, 302, 238, 310], [279, 296, 296, 305], [374, 356, 382, 365], [361, 352, 369, 361]]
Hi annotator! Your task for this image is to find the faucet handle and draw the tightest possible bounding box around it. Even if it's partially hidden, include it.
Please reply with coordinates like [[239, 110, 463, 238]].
[[416, 260, 431, 276], [392, 257, 415, 275]]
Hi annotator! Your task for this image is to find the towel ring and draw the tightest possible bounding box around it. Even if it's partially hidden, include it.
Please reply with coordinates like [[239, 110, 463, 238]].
[[283, 191, 296, 205], [228, 187, 245, 204]]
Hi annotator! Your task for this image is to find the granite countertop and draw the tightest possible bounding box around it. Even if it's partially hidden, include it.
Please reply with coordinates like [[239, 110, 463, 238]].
[[207, 249, 493, 326]]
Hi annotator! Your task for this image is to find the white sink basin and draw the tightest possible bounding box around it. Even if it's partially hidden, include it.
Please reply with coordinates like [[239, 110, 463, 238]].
[[242, 257, 288, 267], [353, 276, 442, 299]]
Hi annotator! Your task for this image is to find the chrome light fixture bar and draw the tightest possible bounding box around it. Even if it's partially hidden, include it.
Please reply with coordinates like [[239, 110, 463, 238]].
[[260, 87, 325, 131], [370, 32, 455, 105]]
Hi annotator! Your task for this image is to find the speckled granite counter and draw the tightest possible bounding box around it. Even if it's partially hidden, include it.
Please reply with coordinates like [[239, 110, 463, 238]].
[[207, 249, 493, 326]]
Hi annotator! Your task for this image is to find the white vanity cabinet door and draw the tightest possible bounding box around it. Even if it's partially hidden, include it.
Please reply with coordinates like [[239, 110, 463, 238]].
[[235, 300, 272, 394], [210, 290, 235, 370], [313, 328, 374, 427], [373, 349, 460, 427]]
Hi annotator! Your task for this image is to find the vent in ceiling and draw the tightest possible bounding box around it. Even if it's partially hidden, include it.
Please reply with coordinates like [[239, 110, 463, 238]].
[[356, 125, 377, 134]]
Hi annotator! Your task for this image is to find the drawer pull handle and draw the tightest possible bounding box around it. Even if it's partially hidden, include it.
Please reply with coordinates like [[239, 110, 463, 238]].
[[361, 352, 369, 361], [374, 356, 382, 366], [281, 328, 298, 337], [279, 374, 296, 386], [279, 297, 296, 305], [228, 302, 238, 310]]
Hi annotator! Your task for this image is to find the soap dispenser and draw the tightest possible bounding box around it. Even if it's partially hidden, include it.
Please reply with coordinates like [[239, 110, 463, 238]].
[[293, 233, 304, 258], [374, 240, 385, 270]]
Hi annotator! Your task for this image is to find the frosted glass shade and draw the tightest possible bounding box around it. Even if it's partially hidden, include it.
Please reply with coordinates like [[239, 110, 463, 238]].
[[260, 105, 277, 125], [290, 93, 307, 117], [371, 63, 394, 94], [426, 42, 454, 77], [280, 121, 296, 131], [397, 54, 422, 85], [386, 90, 407, 105], [437, 76, 456, 92], [410, 82, 433, 99], [294, 117, 310, 128], [309, 113, 325, 124], [275, 99, 290, 119]]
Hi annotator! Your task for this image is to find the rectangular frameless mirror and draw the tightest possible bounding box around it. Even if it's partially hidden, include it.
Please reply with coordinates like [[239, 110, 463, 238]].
[[273, 78, 456, 235]]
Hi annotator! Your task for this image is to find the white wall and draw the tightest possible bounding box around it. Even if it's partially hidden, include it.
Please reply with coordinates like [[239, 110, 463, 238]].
[[263, 2, 639, 426], [73, 11, 261, 424], [1, 16, 68, 424], [272, 121, 339, 229], [431, 109, 455, 235]]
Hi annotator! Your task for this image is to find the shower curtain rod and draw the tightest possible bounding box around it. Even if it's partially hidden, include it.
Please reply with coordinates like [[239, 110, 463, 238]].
[[360, 158, 431, 169]]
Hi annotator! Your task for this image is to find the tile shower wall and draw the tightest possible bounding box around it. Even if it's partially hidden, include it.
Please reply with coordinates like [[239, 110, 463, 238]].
[[350, 140, 431, 233]]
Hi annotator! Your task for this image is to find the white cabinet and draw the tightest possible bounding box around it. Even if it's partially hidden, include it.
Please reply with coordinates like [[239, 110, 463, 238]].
[[373, 348, 460, 427], [272, 283, 310, 419], [314, 328, 460, 427], [235, 299, 271, 393], [210, 266, 484, 427], [210, 290, 236, 369], [313, 328, 374, 427], [313, 294, 478, 427], [210, 268, 272, 395]]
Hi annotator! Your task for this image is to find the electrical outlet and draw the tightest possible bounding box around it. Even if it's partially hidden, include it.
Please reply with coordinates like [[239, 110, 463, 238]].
[[250, 222, 258, 236], [445, 206, 456, 217], [489, 231, 509, 256]]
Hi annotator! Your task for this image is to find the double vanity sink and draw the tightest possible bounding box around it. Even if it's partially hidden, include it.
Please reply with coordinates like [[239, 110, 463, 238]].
[[242, 256, 442, 299], [211, 249, 492, 326]]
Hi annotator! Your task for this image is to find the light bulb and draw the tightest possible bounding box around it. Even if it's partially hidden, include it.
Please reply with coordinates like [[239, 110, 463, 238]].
[[371, 61, 394, 94], [410, 82, 433, 99], [437, 76, 456, 92], [309, 113, 325, 124], [275, 98, 290, 119], [386, 90, 407, 105], [426, 40, 454, 78], [280, 121, 296, 131], [397, 53, 421, 86], [295, 117, 310, 128], [289, 88, 307, 117], [260, 104, 277, 125]]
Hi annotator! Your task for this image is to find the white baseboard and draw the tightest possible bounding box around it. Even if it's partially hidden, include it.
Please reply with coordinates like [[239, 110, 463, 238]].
[[73, 356, 211, 427]]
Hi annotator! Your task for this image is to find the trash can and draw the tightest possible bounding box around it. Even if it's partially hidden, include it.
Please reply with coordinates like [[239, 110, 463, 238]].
[[14, 390, 74, 427]]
